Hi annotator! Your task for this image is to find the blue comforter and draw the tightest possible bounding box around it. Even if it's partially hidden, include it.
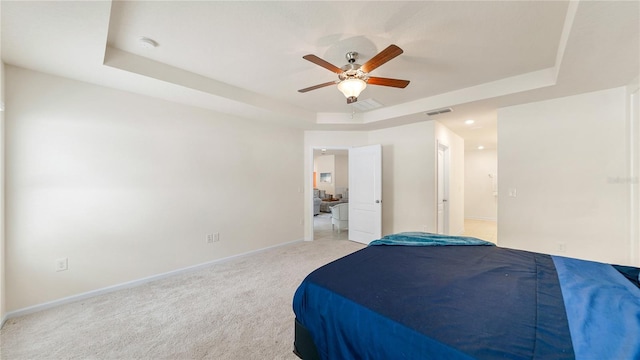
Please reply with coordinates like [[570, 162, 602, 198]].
[[553, 256, 640, 359], [293, 235, 640, 359], [369, 232, 495, 247]]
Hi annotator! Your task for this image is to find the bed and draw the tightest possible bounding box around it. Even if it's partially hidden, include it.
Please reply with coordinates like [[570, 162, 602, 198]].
[[292, 232, 640, 360]]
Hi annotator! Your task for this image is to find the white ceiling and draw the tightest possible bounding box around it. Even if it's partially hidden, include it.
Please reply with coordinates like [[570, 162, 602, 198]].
[[2, 1, 638, 151]]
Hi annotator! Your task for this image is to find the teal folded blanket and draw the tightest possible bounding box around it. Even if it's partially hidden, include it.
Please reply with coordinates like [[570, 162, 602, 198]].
[[369, 232, 495, 247]]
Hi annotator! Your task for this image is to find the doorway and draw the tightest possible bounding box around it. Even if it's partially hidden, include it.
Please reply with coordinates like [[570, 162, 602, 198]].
[[462, 147, 498, 243], [312, 148, 349, 241]]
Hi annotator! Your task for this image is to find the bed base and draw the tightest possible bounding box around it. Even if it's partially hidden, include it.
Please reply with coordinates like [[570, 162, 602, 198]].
[[293, 318, 320, 360]]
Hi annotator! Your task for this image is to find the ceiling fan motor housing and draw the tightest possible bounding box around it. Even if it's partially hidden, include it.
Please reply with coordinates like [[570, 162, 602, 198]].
[[339, 63, 368, 82], [345, 51, 358, 63]]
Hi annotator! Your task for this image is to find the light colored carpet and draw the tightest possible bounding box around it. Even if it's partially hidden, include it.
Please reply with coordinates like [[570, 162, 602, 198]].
[[0, 239, 365, 359], [462, 219, 497, 244]]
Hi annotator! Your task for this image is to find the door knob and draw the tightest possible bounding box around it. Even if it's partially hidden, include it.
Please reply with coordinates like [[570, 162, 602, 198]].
[[375, 200, 381, 203]]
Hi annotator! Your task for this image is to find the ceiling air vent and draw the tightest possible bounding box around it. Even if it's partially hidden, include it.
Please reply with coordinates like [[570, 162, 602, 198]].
[[426, 107, 453, 116], [352, 98, 383, 111]]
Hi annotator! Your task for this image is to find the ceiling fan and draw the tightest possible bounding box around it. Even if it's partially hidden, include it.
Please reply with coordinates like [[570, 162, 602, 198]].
[[298, 44, 410, 104]]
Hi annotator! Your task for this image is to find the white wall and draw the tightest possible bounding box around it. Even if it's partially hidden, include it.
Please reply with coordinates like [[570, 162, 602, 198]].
[[314, 155, 335, 195], [1, 58, 6, 324], [5, 66, 304, 311], [498, 87, 634, 265], [465, 149, 498, 221], [369, 121, 437, 234], [313, 153, 348, 198], [334, 153, 348, 196], [1, 0, 6, 324]]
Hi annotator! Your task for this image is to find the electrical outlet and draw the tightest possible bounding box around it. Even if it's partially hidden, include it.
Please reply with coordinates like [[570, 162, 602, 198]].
[[558, 242, 566, 253], [213, 232, 220, 242], [55, 258, 68, 272], [206, 234, 214, 244]]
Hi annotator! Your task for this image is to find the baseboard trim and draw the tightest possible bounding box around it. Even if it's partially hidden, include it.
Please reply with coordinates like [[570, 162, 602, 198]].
[[1, 313, 8, 329], [4, 238, 304, 321]]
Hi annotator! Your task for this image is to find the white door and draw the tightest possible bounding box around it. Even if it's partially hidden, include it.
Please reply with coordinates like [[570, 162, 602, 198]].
[[437, 142, 449, 235], [349, 144, 382, 244]]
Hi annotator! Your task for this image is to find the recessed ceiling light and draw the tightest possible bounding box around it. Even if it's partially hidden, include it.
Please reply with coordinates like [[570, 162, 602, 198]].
[[477, 145, 485, 150], [139, 37, 158, 49], [465, 119, 475, 125]]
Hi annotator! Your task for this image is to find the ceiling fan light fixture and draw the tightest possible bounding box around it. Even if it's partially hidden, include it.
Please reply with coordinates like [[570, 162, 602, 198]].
[[337, 78, 367, 103]]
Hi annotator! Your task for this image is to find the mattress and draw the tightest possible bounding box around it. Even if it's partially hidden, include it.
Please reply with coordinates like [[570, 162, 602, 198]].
[[292, 233, 640, 359]]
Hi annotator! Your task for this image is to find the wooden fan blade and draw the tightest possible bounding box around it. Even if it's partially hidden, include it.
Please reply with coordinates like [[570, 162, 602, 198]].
[[302, 54, 343, 74], [361, 44, 404, 73], [367, 77, 410, 88], [298, 81, 338, 93]]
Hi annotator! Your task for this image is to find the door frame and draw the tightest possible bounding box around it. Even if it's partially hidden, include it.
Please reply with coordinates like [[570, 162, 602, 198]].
[[436, 141, 450, 235]]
